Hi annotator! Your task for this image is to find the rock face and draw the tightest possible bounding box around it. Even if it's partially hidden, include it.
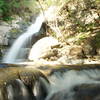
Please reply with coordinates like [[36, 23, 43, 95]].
[[57, 45, 85, 64], [0, 17, 24, 46], [28, 37, 59, 60], [0, 22, 11, 60], [0, 16, 30, 61], [47, 0, 100, 62], [0, 24, 11, 45], [58, 45, 84, 59]]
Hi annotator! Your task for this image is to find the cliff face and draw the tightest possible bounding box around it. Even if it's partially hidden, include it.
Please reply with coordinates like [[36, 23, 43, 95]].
[[0, 16, 31, 61], [45, 0, 100, 63]]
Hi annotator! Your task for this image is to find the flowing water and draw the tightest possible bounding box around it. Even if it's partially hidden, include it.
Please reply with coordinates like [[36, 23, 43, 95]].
[[46, 69, 100, 100], [3, 14, 45, 63]]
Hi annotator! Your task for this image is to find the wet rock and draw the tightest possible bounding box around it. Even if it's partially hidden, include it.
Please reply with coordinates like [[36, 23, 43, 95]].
[[0, 66, 49, 100], [74, 84, 100, 100]]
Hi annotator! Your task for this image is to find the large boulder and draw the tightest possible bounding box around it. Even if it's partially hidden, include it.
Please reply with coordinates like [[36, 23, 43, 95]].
[[28, 37, 59, 61]]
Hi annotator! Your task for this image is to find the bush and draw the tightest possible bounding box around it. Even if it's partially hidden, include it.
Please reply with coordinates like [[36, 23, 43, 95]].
[[0, 0, 38, 21]]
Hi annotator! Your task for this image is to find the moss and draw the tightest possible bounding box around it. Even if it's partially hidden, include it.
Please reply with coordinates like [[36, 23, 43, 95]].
[[9, 28, 23, 38], [93, 33, 100, 48], [10, 28, 20, 33]]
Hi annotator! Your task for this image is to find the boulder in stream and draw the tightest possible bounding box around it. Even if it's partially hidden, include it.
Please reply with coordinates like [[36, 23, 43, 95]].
[[28, 37, 60, 61]]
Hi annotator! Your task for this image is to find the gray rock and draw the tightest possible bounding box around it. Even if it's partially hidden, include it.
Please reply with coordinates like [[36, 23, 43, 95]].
[[28, 37, 59, 60], [0, 25, 11, 45]]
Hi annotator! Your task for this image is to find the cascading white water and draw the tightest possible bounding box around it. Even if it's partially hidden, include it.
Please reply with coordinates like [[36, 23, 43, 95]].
[[3, 14, 45, 63], [46, 69, 100, 100]]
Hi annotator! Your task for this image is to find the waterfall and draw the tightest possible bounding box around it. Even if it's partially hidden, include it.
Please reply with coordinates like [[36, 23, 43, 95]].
[[2, 6, 59, 64], [3, 14, 45, 63]]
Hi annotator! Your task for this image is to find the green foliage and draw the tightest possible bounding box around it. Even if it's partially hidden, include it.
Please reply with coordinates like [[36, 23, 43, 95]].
[[75, 32, 90, 45], [0, 0, 38, 21], [93, 33, 100, 48], [41, 0, 67, 10]]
